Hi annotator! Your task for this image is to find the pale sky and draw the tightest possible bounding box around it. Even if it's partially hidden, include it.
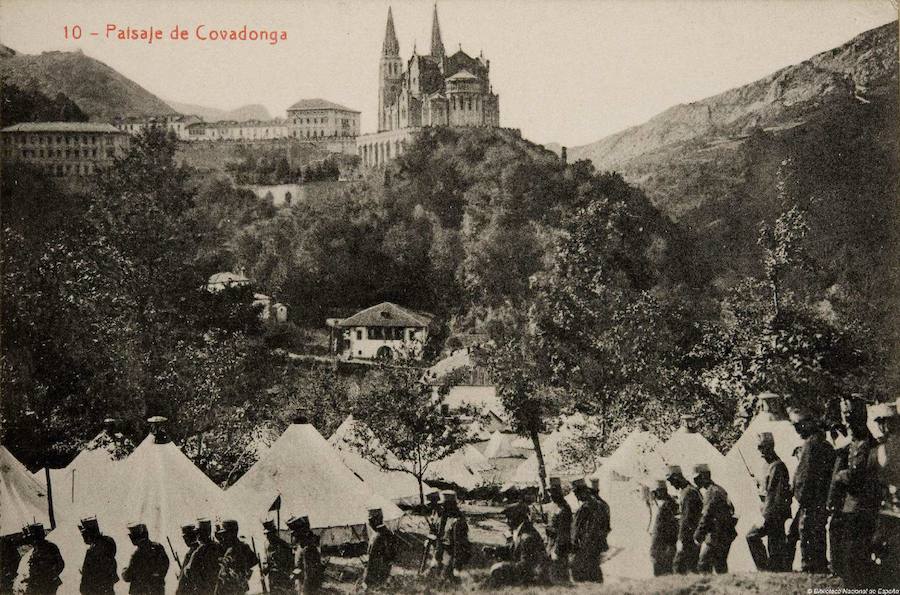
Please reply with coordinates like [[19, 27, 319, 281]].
[[0, 0, 895, 146]]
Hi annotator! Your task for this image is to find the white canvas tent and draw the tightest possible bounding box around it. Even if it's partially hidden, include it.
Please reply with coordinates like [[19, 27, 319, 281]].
[[482, 431, 517, 459], [230, 423, 403, 546], [726, 412, 805, 485], [1, 445, 52, 536], [328, 415, 437, 505], [510, 428, 591, 487], [426, 448, 485, 490]]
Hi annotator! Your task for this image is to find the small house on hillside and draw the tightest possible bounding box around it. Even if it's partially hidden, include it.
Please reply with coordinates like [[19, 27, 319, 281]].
[[328, 302, 432, 361]]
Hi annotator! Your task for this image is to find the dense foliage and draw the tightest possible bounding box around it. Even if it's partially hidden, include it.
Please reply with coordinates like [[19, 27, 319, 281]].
[[0, 80, 88, 126]]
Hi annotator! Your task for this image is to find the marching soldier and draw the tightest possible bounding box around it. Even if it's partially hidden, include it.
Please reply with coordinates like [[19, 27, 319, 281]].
[[175, 524, 199, 595], [570, 478, 608, 583], [213, 520, 257, 595], [1, 532, 25, 594], [122, 523, 169, 595], [79, 517, 118, 595], [791, 409, 835, 573], [261, 520, 293, 594], [361, 508, 396, 591], [830, 395, 879, 588], [182, 519, 222, 594], [650, 480, 678, 576], [692, 463, 737, 574], [545, 477, 572, 583], [432, 491, 470, 581], [666, 464, 702, 573], [486, 502, 549, 587], [872, 400, 900, 587], [21, 523, 65, 595], [287, 515, 323, 595], [746, 432, 792, 572]]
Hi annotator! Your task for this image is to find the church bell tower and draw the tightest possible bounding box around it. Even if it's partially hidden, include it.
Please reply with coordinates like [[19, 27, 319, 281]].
[[378, 7, 403, 132]]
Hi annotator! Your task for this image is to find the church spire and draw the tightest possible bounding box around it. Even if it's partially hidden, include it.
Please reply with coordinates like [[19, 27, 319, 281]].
[[430, 3, 445, 59], [382, 7, 399, 56]]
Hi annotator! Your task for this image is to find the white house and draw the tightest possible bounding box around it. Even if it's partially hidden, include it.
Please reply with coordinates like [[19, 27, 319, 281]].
[[330, 302, 431, 361]]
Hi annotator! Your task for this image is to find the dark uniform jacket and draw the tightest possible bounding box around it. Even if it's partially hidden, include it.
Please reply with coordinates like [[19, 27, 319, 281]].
[[362, 525, 396, 588], [836, 432, 880, 513], [677, 485, 703, 546], [828, 445, 850, 513], [122, 540, 169, 595], [436, 513, 470, 571], [24, 540, 65, 594], [651, 497, 679, 556], [694, 483, 736, 546], [263, 535, 293, 593], [572, 497, 609, 555], [293, 535, 323, 594], [761, 458, 792, 523], [545, 501, 572, 560], [793, 433, 835, 511], [174, 544, 198, 595], [214, 541, 257, 595], [1, 538, 22, 593], [508, 520, 549, 583], [81, 535, 118, 594]]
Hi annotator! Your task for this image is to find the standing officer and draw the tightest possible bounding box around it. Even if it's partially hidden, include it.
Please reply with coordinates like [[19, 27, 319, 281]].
[[791, 409, 835, 573], [21, 523, 65, 595], [286, 515, 323, 594], [827, 432, 850, 578], [570, 478, 607, 583], [361, 508, 396, 591], [260, 520, 293, 594], [692, 463, 737, 574], [831, 395, 880, 588], [121, 523, 169, 595], [183, 518, 222, 594], [486, 502, 548, 587], [213, 520, 257, 595], [871, 401, 900, 587], [746, 432, 792, 571], [649, 480, 678, 576], [175, 524, 199, 595], [545, 477, 572, 583], [79, 517, 118, 595], [432, 491, 469, 581], [666, 464, 702, 573]]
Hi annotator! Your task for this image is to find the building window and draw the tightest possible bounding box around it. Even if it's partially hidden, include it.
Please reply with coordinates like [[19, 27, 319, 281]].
[[356, 330, 362, 341], [367, 328, 376, 340]]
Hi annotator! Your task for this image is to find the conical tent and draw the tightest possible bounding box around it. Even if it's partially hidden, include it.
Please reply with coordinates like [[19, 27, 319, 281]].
[[462, 444, 494, 472], [328, 415, 437, 505], [230, 423, 403, 546], [597, 429, 666, 483], [426, 448, 484, 490], [482, 431, 517, 459], [510, 430, 591, 487], [1, 445, 52, 536]]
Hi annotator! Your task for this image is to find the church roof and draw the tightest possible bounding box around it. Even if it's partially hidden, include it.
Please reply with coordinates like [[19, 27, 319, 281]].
[[446, 69, 478, 81], [430, 4, 445, 59], [383, 6, 399, 56], [287, 98, 360, 113]]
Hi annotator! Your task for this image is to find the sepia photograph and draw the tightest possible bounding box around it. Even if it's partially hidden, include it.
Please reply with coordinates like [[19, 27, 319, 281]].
[[0, 0, 898, 593]]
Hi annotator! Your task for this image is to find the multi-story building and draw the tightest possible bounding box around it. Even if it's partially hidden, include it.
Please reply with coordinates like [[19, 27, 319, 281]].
[[114, 114, 202, 141], [185, 119, 291, 141], [286, 99, 361, 139], [328, 302, 432, 361], [0, 122, 130, 177]]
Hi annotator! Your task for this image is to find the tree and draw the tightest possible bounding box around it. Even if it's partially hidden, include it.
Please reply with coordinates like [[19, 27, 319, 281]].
[[349, 361, 470, 505]]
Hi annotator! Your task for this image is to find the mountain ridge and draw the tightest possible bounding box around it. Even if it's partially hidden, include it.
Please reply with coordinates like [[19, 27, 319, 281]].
[[164, 100, 272, 122]]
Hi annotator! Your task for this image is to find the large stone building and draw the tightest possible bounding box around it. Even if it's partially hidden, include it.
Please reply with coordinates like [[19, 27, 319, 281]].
[[357, 6, 501, 167], [286, 99, 360, 139], [0, 122, 130, 177]]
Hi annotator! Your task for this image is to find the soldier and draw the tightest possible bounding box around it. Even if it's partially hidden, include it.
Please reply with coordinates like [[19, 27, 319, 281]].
[[213, 519, 257, 595], [425, 491, 442, 536], [361, 508, 396, 591], [1, 532, 25, 594], [650, 479, 678, 576], [666, 464, 702, 574], [871, 401, 900, 587], [746, 432, 792, 572], [286, 515, 323, 595], [432, 491, 470, 581], [260, 520, 293, 594], [175, 524, 199, 595], [831, 395, 880, 588], [486, 502, 549, 587], [791, 409, 835, 573], [183, 518, 222, 594], [570, 478, 608, 583], [79, 517, 118, 595], [21, 523, 64, 595], [121, 523, 169, 595], [827, 432, 850, 578], [545, 477, 572, 583], [692, 463, 737, 574]]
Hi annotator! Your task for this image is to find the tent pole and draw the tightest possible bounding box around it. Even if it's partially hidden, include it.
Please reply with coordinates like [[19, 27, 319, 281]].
[[44, 467, 56, 529], [71, 468, 75, 503]]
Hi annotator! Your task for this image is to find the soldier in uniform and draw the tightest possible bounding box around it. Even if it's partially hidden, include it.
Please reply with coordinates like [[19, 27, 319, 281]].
[[791, 409, 835, 573], [486, 502, 549, 587], [361, 508, 396, 591], [666, 464, 702, 573], [827, 432, 850, 578], [182, 518, 222, 594], [650, 479, 678, 576], [871, 401, 900, 587], [21, 523, 64, 595], [746, 432, 792, 572], [692, 463, 737, 574], [432, 491, 469, 581], [544, 477, 572, 583], [79, 517, 118, 595], [175, 524, 199, 595], [570, 478, 608, 583], [121, 523, 169, 595], [261, 520, 293, 594], [213, 520, 257, 595], [1, 532, 26, 594], [831, 395, 880, 588], [286, 515, 323, 595]]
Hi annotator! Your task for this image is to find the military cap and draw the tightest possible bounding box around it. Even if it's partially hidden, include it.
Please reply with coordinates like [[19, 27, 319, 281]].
[[571, 478, 587, 490], [181, 523, 198, 536], [261, 520, 277, 533], [79, 517, 100, 533], [127, 522, 148, 536], [589, 478, 600, 491], [757, 432, 775, 447], [216, 519, 239, 533], [196, 518, 212, 530], [692, 463, 711, 475], [426, 491, 441, 503], [286, 515, 310, 530], [666, 464, 683, 478], [652, 479, 668, 491], [25, 523, 45, 538], [873, 402, 897, 420], [548, 476, 562, 488], [439, 490, 457, 503]]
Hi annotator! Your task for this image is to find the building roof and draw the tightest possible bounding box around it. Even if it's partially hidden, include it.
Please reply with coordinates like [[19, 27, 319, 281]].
[[338, 302, 432, 328], [287, 98, 360, 113], [446, 69, 479, 81], [1, 122, 123, 133]]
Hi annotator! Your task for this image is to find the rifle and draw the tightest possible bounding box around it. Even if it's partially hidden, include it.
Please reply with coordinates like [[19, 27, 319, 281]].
[[250, 536, 268, 594], [166, 536, 182, 579]]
